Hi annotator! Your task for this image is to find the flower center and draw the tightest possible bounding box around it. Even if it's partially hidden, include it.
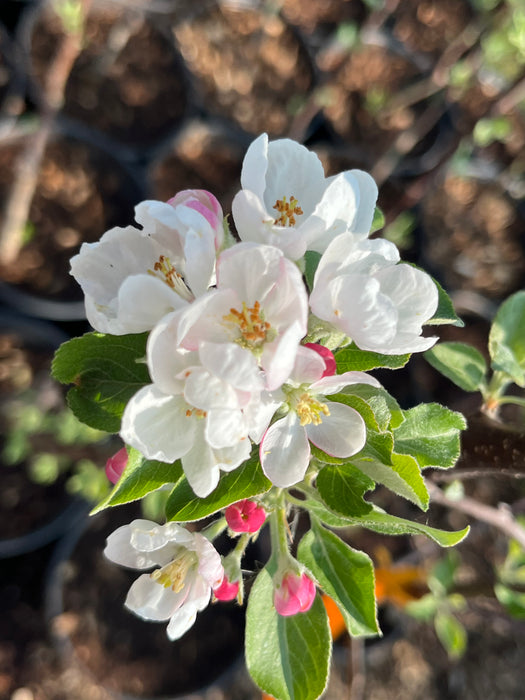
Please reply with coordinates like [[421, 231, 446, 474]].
[[148, 255, 194, 302], [223, 300, 276, 353], [185, 407, 207, 419], [150, 550, 198, 593], [272, 195, 303, 227], [294, 392, 330, 426]]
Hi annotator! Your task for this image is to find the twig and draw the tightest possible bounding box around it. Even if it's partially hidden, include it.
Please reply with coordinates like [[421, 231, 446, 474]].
[[431, 468, 525, 482], [428, 482, 525, 549], [0, 0, 92, 266], [350, 637, 366, 700]]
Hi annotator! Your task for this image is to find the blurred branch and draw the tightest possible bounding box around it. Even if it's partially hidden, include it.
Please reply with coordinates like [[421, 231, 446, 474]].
[[0, 0, 92, 266], [428, 482, 525, 549]]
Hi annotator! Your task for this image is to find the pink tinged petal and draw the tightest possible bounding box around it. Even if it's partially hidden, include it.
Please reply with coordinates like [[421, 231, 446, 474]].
[[260, 414, 310, 487], [125, 573, 188, 621], [214, 577, 240, 601], [225, 500, 267, 533], [240, 133, 269, 197], [290, 346, 326, 384], [166, 604, 200, 640], [306, 401, 366, 458], [274, 572, 316, 617], [105, 447, 128, 484], [169, 189, 223, 233], [117, 274, 188, 334], [120, 386, 196, 463], [198, 342, 264, 392], [303, 343, 336, 378], [311, 371, 381, 396]]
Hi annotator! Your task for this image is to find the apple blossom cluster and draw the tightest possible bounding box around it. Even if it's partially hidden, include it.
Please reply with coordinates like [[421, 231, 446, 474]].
[[58, 133, 468, 699]]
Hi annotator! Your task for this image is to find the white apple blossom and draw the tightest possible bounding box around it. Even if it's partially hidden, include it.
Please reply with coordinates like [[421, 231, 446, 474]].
[[121, 310, 254, 497], [70, 192, 223, 334], [231, 133, 378, 260], [310, 233, 439, 355], [104, 519, 223, 640], [260, 346, 379, 487], [176, 242, 308, 391]]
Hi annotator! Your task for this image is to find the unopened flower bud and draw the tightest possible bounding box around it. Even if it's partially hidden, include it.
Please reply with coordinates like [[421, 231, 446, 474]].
[[214, 575, 240, 602], [225, 499, 266, 533], [274, 571, 316, 617], [105, 447, 128, 484], [168, 189, 223, 233], [303, 343, 336, 377]]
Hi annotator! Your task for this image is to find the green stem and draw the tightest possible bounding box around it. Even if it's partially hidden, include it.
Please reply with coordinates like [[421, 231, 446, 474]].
[[201, 517, 227, 542], [494, 396, 525, 409], [486, 371, 513, 402], [269, 494, 291, 562]]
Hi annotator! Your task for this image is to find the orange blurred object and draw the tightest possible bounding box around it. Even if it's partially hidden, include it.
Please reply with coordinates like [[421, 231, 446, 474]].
[[374, 546, 428, 608]]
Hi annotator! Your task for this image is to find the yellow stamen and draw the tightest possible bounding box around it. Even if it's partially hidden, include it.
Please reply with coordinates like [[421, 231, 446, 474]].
[[185, 407, 207, 419], [148, 255, 193, 301], [295, 392, 330, 426], [150, 551, 198, 593], [223, 300, 276, 352], [273, 195, 303, 227]]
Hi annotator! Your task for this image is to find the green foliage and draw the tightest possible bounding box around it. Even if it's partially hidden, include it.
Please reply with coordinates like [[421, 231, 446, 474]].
[[383, 211, 415, 250], [425, 342, 488, 392], [298, 521, 379, 636], [92, 448, 183, 514], [316, 463, 374, 517], [334, 344, 410, 371], [473, 116, 512, 147], [426, 277, 464, 327], [165, 454, 271, 522], [370, 206, 385, 234], [52, 332, 150, 432], [303, 250, 322, 292], [489, 290, 525, 387], [245, 565, 331, 700]]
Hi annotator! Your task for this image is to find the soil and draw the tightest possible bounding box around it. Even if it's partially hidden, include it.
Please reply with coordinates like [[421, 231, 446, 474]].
[[173, 5, 314, 137], [0, 133, 142, 303], [28, 2, 187, 148]]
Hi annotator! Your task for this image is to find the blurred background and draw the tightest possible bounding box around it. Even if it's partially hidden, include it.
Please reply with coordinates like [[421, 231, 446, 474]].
[[0, 0, 524, 698]]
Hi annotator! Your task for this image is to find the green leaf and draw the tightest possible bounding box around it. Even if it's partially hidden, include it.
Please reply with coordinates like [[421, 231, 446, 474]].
[[394, 403, 467, 469], [494, 584, 525, 620], [489, 290, 525, 386], [370, 206, 385, 233], [245, 565, 331, 700], [339, 384, 404, 431], [304, 250, 322, 292], [328, 391, 380, 431], [317, 463, 374, 517], [335, 344, 410, 371], [425, 342, 488, 392], [52, 332, 150, 432], [425, 277, 464, 327], [91, 448, 182, 514], [165, 453, 271, 522], [434, 611, 467, 659], [291, 497, 470, 546], [406, 594, 440, 622], [353, 450, 429, 510], [298, 522, 379, 637]]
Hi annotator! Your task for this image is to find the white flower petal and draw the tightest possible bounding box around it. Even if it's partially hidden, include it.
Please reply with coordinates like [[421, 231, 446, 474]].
[[125, 573, 187, 621], [240, 133, 269, 197], [117, 274, 188, 333], [260, 414, 310, 487], [121, 386, 195, 463], [104, 522, 171, 569], [311, 371, 381, 395], [182, 439, 221, 498], [306, 402, 366, 458], [166, 600, 202, 640]]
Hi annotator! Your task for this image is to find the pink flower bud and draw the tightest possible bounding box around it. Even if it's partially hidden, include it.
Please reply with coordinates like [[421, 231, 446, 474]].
[[213, 575, 240, 602], [274, 571, 316, 617], [225, 499, 266, 533], [303, 343, 336, 377], [168, 189, 223, 234], [105, 447, 128, 484]]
